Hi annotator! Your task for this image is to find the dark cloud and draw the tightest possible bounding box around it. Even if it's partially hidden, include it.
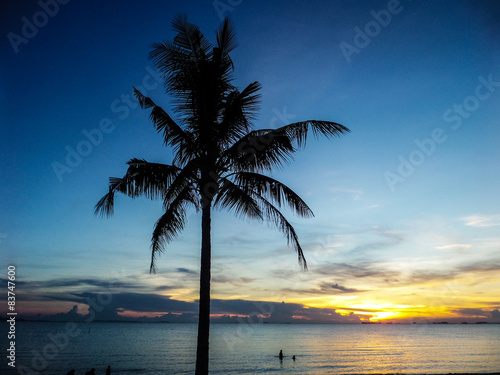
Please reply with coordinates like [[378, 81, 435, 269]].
[[34, 305, 83, 322], [491, 309, 500, 320], [282, 281, 361, 296], [211, 299, 276, 316], [154, 285, 178, 291], [73, 292, 198, 313], [408, 270, 458, 284], [453, 308, 489, 318], [314, 262, 400, 281], [320, 283, 359, 293], [176, 267, 197, 275], [213, 300, 361, 323], [0, 276, 153, 293], [458, 260, 500, 273], [22, 293, 362, 324]]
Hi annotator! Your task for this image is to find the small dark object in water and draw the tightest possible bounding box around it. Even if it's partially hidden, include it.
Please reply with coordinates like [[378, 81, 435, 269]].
[[85, 368, 96, 375], [66, 371, 75, 375], [278, 350, 284, 360], [292, 355, 296, 360], [106, 365, 111, 375]]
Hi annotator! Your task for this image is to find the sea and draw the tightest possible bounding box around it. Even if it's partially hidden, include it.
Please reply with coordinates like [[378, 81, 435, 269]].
[[1, 322, 499, 374]]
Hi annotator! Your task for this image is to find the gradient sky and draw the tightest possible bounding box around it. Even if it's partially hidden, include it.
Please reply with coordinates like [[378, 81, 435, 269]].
[[1, 0, 500, 323]]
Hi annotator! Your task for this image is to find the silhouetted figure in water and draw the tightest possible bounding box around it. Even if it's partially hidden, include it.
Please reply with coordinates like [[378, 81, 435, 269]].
[[66, 371, 75, 375], [106, 365, 111, 375], [278, 350, 284, 360], [85, 369, 95, 375], [292, 355, 296, 361]]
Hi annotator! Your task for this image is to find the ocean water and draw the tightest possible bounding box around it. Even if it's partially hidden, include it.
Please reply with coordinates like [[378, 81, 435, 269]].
[[1, 322, 499, 374]]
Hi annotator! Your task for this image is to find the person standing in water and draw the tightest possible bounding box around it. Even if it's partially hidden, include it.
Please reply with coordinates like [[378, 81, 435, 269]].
[[279, 350, 284, 360]]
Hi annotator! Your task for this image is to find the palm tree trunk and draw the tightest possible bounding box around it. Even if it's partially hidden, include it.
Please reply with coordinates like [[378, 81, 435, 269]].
[[195, 203, 211, 374]]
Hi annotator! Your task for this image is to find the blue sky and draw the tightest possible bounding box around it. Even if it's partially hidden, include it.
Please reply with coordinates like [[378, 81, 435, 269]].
[[1, 0, 500, 322]]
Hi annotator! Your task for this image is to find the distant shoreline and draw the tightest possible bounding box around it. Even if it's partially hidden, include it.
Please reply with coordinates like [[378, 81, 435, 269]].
[[1, 318, 500, 324]]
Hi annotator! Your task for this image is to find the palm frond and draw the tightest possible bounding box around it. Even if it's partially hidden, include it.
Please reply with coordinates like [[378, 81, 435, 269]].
[[218, 81, 261, 145], [171, 14, 212, 60], [213, 17, 236, 79], [134, 89, 199, 165], [215, 17, 237, 57], [94, 160, 181, 217], [94, 175, 132, 217], [95, 188, 116, 217], [213, 177, 263, 220], [125, 158, 181, 198], [231, 172, 313, 218], [277, 120, 350, 148], [213, 175, 307, 269], [162, 158, 201, 210], [221, 129, 295, 172], [222, 120, 349, 172], [150, 185, 198, 273], [256, 195, 308, 270]]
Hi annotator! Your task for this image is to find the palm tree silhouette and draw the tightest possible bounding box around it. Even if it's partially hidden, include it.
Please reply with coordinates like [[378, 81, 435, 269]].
[[95, 15, 349, 375]]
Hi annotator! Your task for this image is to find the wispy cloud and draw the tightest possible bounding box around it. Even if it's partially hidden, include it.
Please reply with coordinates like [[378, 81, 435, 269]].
[[176, 267, 197, 275], [321, 282, 359, 293], [434, 244, 471, 250], [329, 187, 364, 201], [461, 214, 500, 227], [459, 259, 500, 273], [282, 281, 362, 296], [314, 262, 401, 282]]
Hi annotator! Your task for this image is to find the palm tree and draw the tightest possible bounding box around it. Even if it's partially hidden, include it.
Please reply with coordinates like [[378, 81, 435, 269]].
[[95, 15, 349, 374]]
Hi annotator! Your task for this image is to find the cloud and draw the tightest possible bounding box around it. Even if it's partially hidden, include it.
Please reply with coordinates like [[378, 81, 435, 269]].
[[330, 187, 364, 201], [28, 278, 132, 290], [491, 309, 500, 320], [459, 259, 500, 273], [0, 275, 185, 297], [286, 282, 361, 295], [321, 283, 359, 293], [461, 214, 500, 227], [453, 308, 489, 318], [408, 270, 458, 284], [344, 227, 404, 256], [176, 268, 197, 275], [215, 300, 362, 323], [73, 292, 198, 313], [434, 244, 471, 250], [34, 305, 86, 322], [22, 292, 363, 324], [314, 262, 401, 281]]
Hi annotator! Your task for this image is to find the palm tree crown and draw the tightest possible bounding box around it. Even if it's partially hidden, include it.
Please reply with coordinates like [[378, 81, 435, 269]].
[[95, 15, 349, 374]]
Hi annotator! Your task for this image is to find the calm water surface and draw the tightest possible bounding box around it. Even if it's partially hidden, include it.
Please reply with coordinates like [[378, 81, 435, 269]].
[[1, 322, 499, 374]]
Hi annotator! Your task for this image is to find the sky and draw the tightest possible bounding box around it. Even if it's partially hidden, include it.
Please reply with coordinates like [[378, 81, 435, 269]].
[[1, 0, 500, 324]]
